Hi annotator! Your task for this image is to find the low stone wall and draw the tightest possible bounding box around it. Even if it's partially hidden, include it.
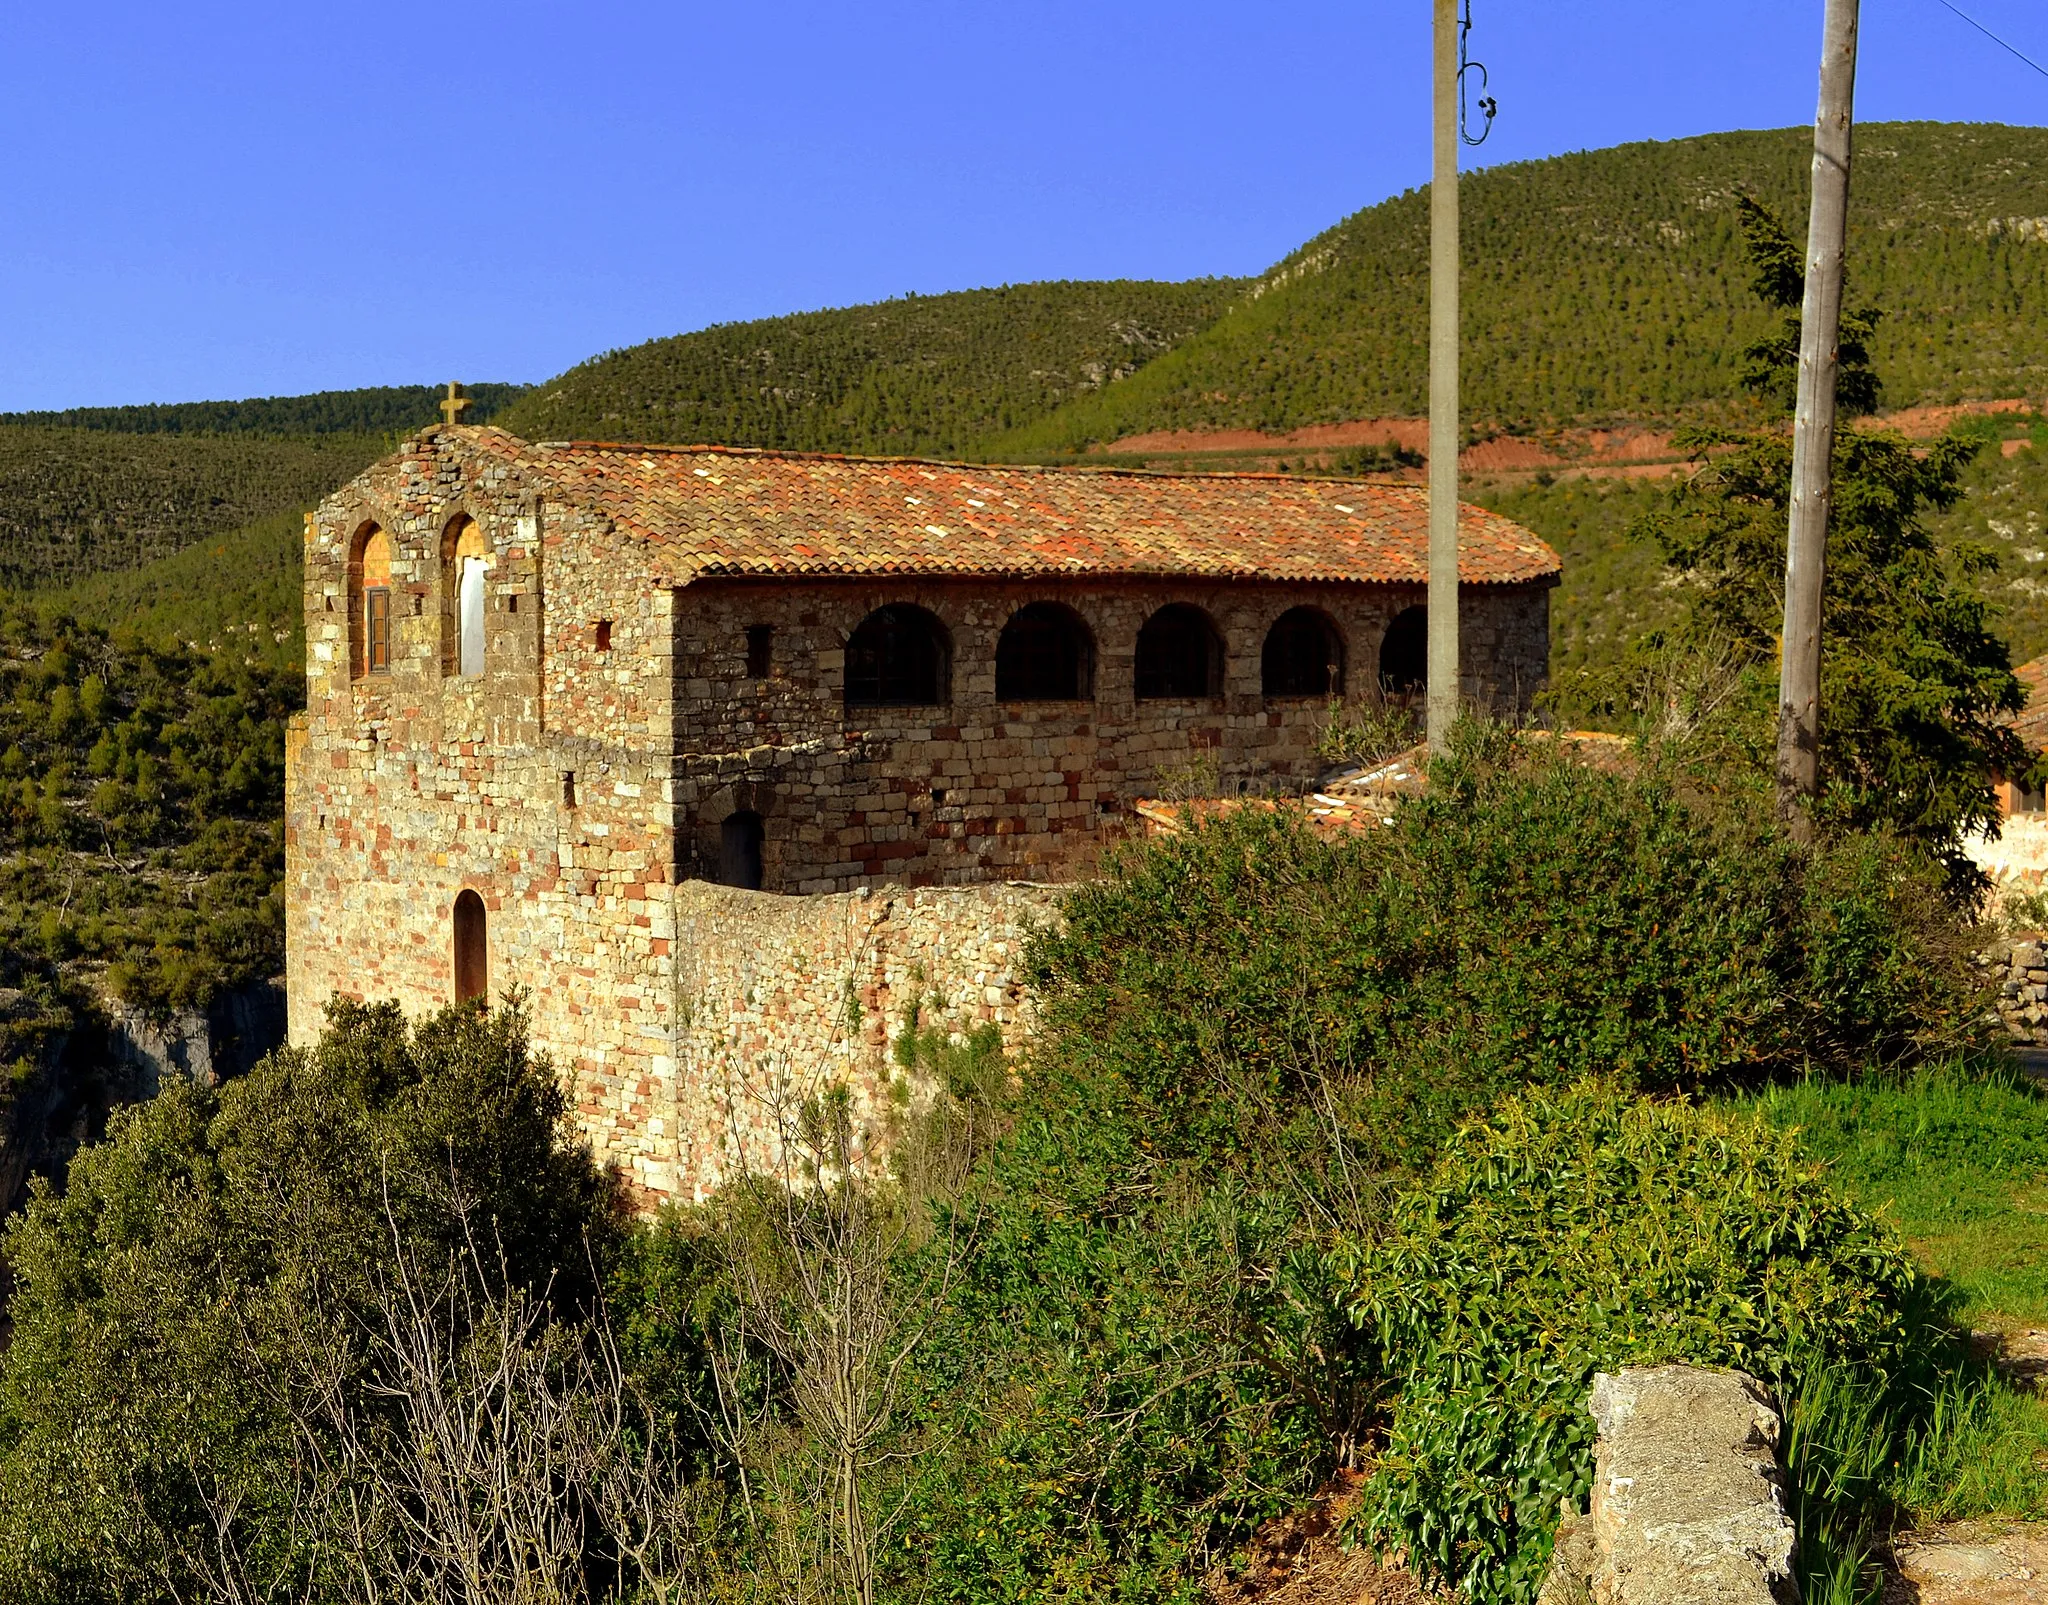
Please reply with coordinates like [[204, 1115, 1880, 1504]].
[[1980, 934, 2048, 1047], [1541, 1365, 1795, 1605], [667, 879, 1063, 1200]]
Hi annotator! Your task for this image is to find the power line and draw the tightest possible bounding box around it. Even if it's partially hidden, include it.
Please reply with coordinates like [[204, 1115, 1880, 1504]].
[[1936, 0, 2048, 80]]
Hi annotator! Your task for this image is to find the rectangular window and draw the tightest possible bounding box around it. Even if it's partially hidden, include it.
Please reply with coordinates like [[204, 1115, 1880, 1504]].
[[746, 624, 774, 679], [595, 620, 613, 653], [561, 770, 577, 808], [366, 587, 391, 674]]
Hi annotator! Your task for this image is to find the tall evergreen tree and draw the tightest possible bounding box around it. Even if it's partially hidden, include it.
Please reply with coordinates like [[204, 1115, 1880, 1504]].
[[1636, 197, 2024, 885]]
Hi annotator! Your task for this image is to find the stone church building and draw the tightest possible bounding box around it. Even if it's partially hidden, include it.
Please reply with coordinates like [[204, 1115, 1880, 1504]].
[[284, 422, 1559, 1200]]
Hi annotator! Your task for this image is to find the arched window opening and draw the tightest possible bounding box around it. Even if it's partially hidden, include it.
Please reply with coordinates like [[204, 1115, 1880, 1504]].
[[1380, 605, 1428, 696], [441, 516, 490, 678], [996, 602, 1094, 701], [720, 811, 765, 890], [452, 889, 488, 1004], [844, 604, 949, 708], [1262, 607, 1345, 698], [350, 525, 393, 679], [1134, 604, 1223, 700]]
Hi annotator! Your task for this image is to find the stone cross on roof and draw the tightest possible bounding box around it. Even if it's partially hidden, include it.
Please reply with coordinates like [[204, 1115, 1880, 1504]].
[[439, 382, 472, 426]]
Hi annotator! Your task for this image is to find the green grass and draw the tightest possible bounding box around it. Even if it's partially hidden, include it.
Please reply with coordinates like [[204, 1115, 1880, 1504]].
[[1741, 1063, 2048, 1595], [1742, 1061, 2048, 1326]]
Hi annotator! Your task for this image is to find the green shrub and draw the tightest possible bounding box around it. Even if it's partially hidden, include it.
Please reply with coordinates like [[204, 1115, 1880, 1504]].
[[887, 729, 1974, 1602], [1340, 1080, 1923, 1605], [1030, 729, 1974, 1177], [0, 997, 615, 1604], [898, 1134, 1360, 1603]]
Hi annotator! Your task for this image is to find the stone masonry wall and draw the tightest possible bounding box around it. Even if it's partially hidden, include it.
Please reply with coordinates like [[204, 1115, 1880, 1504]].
[[1979, 932, 2048, 1046], [672, 576, 1550, 892], [287, 428, 685, 1199], [668, 878, 1060, 1200], [1541, 1365, 1795, 1605]]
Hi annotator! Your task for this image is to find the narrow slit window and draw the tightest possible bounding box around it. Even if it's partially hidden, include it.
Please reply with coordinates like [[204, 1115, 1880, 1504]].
[[561, 770, 577, 808], [596, 620, 613, 653], [453, 889, 488, 1005], [745, 624, 774, 679], [365, 587, 392, 673]]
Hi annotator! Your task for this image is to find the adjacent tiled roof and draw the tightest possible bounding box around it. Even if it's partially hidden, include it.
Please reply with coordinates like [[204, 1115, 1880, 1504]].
[[464, 429, 1560, 587]]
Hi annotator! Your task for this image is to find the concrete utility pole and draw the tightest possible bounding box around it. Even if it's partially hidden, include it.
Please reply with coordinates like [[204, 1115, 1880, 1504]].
[[1778, 0, 1860, 839], [1426, 0, 1460, 751]]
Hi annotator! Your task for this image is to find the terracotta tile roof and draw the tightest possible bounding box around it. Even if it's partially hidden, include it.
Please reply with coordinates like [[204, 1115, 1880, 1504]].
[[461, 429, 1561, 588]]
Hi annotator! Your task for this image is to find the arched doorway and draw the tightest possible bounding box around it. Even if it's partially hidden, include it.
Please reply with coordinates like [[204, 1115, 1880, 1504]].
[[453, 889, 488, 1004], [720, 811, 765, 891]]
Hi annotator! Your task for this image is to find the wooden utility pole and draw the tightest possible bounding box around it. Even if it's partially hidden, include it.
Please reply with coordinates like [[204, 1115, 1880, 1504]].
[[1426, 0, 1460, 751], [1778, 0, 1860, 838]]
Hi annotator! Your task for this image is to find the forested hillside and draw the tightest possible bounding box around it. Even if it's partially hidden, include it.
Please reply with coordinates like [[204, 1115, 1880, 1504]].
[[0, 428, 377, 592], [984, 122, 2048, 457], [12, 123, 2048, 683], [493, 280, 1243, 457], [0, 382, 526, 437], [0, 386, 525, 597], [57, 506, 306, 668]]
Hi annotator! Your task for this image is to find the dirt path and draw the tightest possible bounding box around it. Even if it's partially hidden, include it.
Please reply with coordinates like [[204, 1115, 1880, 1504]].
[[1889, 1522, 2048, 1605]]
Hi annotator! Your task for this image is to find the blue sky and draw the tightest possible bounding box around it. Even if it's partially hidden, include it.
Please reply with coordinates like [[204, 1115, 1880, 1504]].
[[2, 0, 2045, 411]]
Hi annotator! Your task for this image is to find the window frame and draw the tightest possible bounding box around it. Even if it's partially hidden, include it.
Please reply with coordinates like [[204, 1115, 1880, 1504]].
[[1260, 606, 1345, 699], [995, 601, 1095, 703]]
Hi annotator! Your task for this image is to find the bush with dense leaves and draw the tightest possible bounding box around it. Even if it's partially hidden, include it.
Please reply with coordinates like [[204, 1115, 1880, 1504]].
[[1029, 731, 1975, 1175], [866, 731, 1972, 1603], [1340, 1080, 1924, 1605], [0, 997, 614, 1605]]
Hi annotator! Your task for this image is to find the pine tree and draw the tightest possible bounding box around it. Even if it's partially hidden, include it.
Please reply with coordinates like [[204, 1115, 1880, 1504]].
[[1639, 199, 2025, 885]]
